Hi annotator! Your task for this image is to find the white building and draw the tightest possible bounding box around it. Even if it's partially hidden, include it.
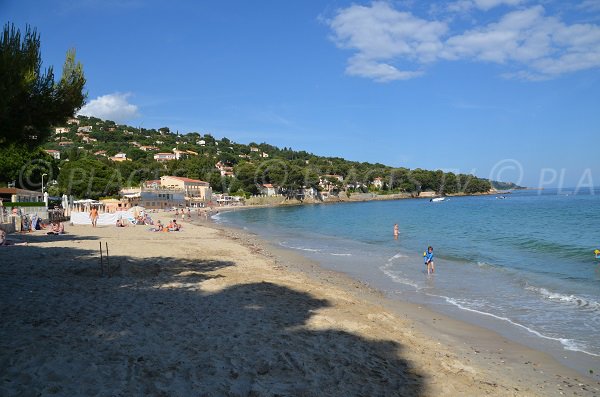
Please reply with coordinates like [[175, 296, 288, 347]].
[[44, 149, 61, 160], [154, 152, 177, 162]]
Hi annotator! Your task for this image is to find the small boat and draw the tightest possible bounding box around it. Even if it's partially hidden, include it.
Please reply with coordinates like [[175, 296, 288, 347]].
[[595, 249, 600, 259], [430, 197, 447, 202]]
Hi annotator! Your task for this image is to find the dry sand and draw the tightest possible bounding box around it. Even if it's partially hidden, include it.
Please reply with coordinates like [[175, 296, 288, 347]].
[[1, 213, 598, 396]]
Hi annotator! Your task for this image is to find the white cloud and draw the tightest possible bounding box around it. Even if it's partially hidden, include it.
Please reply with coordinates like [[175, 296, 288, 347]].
[[443, 6, 600, 78], [78, 93, 139, 122], [578, 0, 600, 12], [447, 0, 524, 13], [328, 2, 447, 81], [327, 2, 600, 82]]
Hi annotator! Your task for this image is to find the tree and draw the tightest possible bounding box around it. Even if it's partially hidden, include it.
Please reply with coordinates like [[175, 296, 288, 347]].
[[57, 157, 121, 199], [0, 23, 86, 149]]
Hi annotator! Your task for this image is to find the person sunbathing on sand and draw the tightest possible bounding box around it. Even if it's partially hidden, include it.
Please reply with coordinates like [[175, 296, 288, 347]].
[[47, 221, 65, 235], [150, 220, 163, 232], [168, 219, 181, 232]]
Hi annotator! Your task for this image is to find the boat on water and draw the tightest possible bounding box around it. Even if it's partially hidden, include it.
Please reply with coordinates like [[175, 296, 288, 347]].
[[595, 249, 600, 259], [430, 197, 447, 202]]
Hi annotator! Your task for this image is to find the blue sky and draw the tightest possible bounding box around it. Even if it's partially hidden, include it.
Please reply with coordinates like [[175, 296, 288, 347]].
[[4, 0, 600, 187]]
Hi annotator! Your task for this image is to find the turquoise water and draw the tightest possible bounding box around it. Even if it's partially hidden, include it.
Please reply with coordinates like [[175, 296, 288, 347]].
[[217, 189, 600, 372]]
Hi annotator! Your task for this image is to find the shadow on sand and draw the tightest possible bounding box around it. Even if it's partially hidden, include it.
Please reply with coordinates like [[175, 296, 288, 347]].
[[0, 243, 424, 396]]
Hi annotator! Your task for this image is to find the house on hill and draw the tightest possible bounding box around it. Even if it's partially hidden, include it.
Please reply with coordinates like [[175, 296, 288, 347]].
[[44, 149, 60, 160], [154, 153, 176, 162], [109, 153, 129, 162], [55, 127, 69, 134], [140, 145, 159, 152]]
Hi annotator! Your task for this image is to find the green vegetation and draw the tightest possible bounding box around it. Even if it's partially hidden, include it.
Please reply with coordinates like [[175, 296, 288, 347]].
[[0, 22, 86, 190], [491, 180, 524, 190], [26, 114, 496, 199]]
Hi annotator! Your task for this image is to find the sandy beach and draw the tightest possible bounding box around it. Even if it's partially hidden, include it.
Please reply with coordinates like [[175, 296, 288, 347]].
[[1, 213, 598, 396]]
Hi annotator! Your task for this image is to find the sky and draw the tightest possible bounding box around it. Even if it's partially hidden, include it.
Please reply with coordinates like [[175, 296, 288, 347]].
[[3, 0, 600, 187]]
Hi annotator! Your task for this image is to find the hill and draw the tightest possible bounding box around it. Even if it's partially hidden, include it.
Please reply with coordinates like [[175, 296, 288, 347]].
[[39, 115, 500, 199]]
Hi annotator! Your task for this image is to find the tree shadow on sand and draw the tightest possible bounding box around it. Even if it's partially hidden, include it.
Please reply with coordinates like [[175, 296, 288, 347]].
[[1, 245, 424, 396]]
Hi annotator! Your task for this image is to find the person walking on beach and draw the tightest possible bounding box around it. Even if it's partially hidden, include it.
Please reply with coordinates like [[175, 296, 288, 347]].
[[424, 246, 435, 274], [89, 207, 98, 228], [393, 224, 399, 240]]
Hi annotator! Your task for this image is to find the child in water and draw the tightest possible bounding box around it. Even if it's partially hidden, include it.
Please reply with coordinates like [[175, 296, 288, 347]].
[[424, 246, 435, 275]]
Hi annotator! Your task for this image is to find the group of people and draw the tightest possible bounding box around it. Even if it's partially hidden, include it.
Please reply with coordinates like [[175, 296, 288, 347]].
[[150, 219, 182, 232], [393, 223, 435, 275]]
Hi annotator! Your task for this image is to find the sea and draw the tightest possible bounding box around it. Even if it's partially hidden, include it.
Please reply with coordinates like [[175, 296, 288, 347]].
[[215, 189, 600, 376]]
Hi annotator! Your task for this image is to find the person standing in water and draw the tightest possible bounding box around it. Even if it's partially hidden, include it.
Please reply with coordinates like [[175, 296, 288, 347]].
[[424, 246, 435, 274], [393, 224, 399, 240]]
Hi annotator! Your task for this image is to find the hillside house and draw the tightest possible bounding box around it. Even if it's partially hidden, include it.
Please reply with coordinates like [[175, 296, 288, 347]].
[[140, 145, 159, 151], [55, 127, 69, 134], [154, 153, 176, 162], [109, 152, 129, 162], [373, 177, 384, 189], [77, 126, 92, 133], [66, 118, 80, 125], [44, 149, 60, 160]]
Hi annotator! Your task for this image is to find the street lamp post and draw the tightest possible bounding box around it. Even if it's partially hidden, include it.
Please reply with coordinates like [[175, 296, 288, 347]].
[[41, 173, 48, 193]]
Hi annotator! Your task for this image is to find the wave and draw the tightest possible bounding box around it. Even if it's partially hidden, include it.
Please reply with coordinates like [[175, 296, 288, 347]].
[[525, 285, 600, 311], [511, 237, 591, 261], [439, 295, 600, 358], [388, 252, 409, 262], [379, 263, 421, 290], [278, 242, 322, 252], [330, 253, 352, 257]]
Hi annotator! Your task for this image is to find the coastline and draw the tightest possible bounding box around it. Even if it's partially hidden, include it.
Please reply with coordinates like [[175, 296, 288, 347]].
[[1, 214, 597, 396]]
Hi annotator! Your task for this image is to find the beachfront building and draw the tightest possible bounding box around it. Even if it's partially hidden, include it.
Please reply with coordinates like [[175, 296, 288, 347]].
[[0, 188, 44, 203], [372, 177, 384, 189], [258, 184, 279, 196], [160, 176, 212, 202], [100, 198, 133, 213], [120, 176, 212, 209]]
